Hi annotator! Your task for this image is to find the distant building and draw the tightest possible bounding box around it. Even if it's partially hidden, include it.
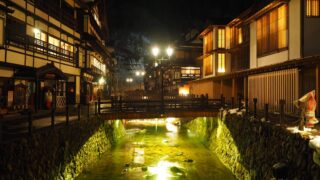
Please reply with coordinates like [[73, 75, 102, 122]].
[[0, 0, 111, 114], [145, 29, 202, 98], [189, 0, 320, 115]]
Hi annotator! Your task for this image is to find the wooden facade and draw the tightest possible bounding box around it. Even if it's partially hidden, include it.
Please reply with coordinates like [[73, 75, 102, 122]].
[[248, 69, 298, 113], [189, 0, 320, 116], [0, 0, 110, 114]]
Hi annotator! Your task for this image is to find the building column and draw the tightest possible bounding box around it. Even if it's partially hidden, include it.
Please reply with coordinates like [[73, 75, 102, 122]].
[[316, 65, 320, 116], [34, 78, 39, 113]]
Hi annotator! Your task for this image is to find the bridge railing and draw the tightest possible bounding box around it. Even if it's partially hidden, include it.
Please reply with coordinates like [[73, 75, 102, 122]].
[[98, 97, 222, 114]]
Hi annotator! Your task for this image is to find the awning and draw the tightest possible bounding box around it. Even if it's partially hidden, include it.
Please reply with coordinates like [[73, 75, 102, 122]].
[[14, 63, 67, 80]]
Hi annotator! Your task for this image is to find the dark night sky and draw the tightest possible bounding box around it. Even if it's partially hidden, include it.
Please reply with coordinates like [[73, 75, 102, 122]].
[[107, 0, 256, 43]]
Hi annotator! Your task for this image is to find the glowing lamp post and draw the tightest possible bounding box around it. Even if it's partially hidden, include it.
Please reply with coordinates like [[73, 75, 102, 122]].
[[151, 46, 174, 112]]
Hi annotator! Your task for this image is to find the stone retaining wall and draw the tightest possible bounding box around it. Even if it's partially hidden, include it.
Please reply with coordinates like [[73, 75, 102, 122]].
[[0, 117, 125, 179], [186, 115, 320, 179]]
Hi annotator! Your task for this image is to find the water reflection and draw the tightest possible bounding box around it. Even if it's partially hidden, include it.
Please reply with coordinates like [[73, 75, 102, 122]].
[[77, 118, 235, 180]]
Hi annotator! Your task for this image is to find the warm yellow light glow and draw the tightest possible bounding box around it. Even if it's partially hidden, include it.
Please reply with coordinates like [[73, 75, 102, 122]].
[[33, 28, 40, 34], [166, 117, 176, 123], [152, 46, 160, 57], [148, 160, 182, 180], [166, 122, 178, 133], [135, 71, 141, 76], [179, 86, 190, 96], [98, 77, 105, 85], [141, 71, 145, 76], [166, 47, 174, 57], [126, 78, 133, 82], [155, 62, 159, 67], [217, 53, 225, 73]]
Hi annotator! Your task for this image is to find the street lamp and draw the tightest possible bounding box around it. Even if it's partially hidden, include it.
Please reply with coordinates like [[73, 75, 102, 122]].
[[151, 45, 174, 112]]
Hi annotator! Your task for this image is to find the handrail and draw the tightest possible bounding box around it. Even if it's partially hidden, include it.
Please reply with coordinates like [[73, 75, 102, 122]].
[[98, 98, 223, 114], [6, 33, 76, 64]]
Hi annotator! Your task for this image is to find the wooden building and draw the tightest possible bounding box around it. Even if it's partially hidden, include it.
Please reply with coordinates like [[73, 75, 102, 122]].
[[0, 0, 110, 114], [189, 0, 320, 115]]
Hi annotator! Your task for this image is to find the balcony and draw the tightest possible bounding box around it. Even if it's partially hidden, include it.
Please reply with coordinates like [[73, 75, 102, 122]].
[[6, 32, 76, 64]]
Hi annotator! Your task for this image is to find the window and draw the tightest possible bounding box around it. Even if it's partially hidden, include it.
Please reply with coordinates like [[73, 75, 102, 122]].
[[218, 53, 225, 73], [238, 28, 243, 44], [34, 29, 46, 49], [217, 28, 225, 48], [0, 18, 4, 46], [181, 67, 201, 78], [306, 0, 320, 17], [61, 41, 73, 57], [257, 4, 288, 56], [204, 31, 213, 54], [204, 55, 213, 76], [48, 36, 60, 54]]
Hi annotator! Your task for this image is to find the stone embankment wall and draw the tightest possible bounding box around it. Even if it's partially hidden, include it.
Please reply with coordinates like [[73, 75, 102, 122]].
[[0, 117, 125, 179], [186, 115, 320, 179]]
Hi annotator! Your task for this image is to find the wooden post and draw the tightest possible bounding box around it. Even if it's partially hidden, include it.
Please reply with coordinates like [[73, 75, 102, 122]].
[[264, 104, 269, 122], [28, 109, 33, 135], [87, 103, 90, 120], [205, 94, 209, 108], [95, 101, 98, 115], [245, 98, 249, 114], [231, 97, 235, 108], [98, 97, 101, 114], [119, 96, 122, 112], [78, 104, 81, 121], [238, 95, 242, 109], [279, 99, 285, 124], [66, 104, 69, 125], [51, 107, 55, 128], [299, 109, 305, 130], [253, 98, 257, 118], [221, 94, 225, 108]]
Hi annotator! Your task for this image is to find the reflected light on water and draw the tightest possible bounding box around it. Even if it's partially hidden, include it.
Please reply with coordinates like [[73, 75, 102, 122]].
[[166, 122, 178, 133], [148, 160, 182, 180]]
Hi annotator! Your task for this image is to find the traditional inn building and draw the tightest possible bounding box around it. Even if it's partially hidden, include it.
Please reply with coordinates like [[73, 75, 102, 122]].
[[189, 0, 320, 115], [0, 0, 110, 115]]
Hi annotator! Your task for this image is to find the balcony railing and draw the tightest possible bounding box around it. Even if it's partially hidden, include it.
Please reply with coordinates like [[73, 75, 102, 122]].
[[6, 33, 76, 64]]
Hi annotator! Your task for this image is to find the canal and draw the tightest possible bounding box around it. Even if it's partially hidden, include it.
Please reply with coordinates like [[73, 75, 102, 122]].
[[77, 118, 235, 180]]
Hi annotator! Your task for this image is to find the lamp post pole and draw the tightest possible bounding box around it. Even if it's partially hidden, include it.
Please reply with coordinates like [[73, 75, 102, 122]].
[[151, 46, 173, 113]]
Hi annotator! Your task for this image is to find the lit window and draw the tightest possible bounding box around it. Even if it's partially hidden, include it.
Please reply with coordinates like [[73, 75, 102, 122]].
[[61, 41, 73, 57], [257, 4, 288, 56], [278, 5, 288, 48], [204, 55, 213, 76], [218, 28, 225, 48], [204, 31, 213, 54], [238, 28, 243, 44], [34, 29, 46, 48], [306, 0, 320, 17], [218, 53, 225, 73], [48, 36, 60, 55]]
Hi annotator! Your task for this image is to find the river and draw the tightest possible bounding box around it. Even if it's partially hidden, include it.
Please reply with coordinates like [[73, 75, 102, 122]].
[[76, 118, 235, 180]]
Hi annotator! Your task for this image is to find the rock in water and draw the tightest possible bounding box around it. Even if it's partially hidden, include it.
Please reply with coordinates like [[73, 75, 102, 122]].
[[141, 166, 148, 171], [184, 159, 194, 163]]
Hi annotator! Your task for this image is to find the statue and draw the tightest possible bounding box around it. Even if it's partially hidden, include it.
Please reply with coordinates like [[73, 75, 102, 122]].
[[294, 90, 318, 129]]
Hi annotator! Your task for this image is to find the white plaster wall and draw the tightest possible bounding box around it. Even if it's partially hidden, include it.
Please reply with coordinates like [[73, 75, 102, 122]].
[[289, 0, 301, 60], [257, 50, 288, 67], [250, 21, 257, 68]]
